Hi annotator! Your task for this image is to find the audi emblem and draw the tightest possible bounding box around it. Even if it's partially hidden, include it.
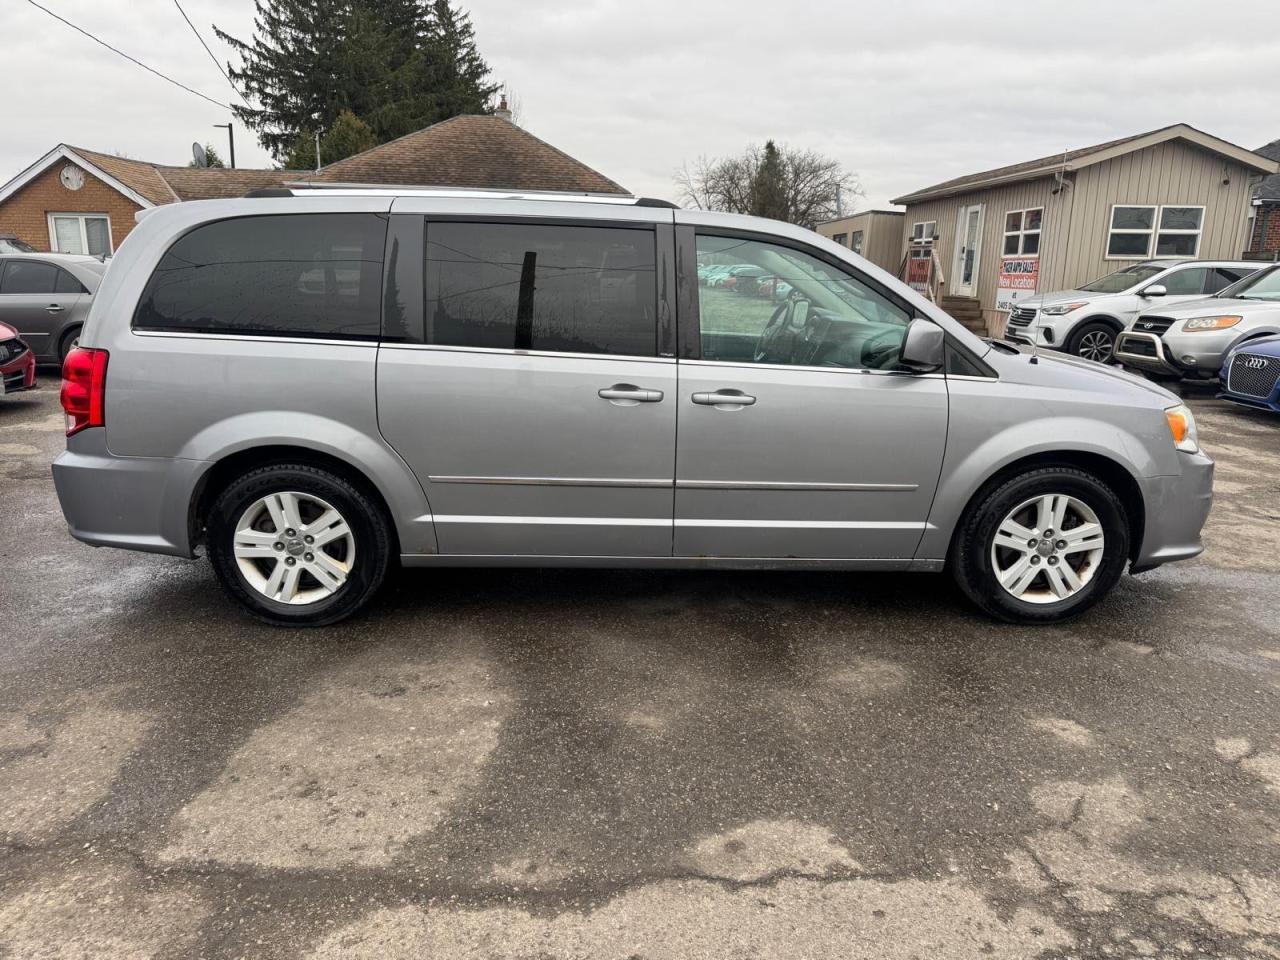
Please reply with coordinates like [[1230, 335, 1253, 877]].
[[1238, 355, 1268, 370]]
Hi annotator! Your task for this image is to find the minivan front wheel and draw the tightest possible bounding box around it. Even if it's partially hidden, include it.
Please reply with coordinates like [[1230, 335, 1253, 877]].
[[950, 467, 1129, 623], [207, 463, 391, 626]]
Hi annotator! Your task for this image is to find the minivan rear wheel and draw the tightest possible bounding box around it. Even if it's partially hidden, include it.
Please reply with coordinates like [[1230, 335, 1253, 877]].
[[206, 463, 390, 626], [950, 467, 1129, 624]]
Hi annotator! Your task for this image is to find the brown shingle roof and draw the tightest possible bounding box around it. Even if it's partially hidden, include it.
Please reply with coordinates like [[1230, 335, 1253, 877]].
[[892, 123, 1276, 205], [153, 166, 294, 200], [306, 115, 628, 194], [70, 147, 180, 205]]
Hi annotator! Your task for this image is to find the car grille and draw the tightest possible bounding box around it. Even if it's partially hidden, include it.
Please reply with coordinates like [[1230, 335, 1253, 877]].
[[1008, 306, 1036, 327], [1226, 353, 1280, 398], [0, 337, 27, 365], [1131, 316, 1175, 336], [1119, 336, 1158, 358]]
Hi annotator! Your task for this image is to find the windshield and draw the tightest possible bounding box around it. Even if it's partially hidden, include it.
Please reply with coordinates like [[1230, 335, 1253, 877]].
[[1079, 264, 1164, 293], [1220, 266, 1280, 301]]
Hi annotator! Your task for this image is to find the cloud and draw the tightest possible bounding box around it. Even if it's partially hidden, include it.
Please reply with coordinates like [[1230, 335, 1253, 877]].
[[2, 0, 1274, 206]]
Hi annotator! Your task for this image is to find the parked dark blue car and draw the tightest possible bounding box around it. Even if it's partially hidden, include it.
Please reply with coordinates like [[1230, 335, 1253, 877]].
[[1220, 335, 1280, 412]]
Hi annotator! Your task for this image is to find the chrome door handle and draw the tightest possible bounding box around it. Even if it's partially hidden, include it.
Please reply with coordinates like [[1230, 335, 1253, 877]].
[[692, 390, 756, 407], [598, 384, 664, 405], [45, 304, 64, 313]]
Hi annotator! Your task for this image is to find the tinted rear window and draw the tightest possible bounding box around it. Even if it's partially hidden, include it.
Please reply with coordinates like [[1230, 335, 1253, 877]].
[[133, 214, 387, 339], [1, 260, 57, 294], [55, 269, 86, 294], [424, 221, 657, 356]]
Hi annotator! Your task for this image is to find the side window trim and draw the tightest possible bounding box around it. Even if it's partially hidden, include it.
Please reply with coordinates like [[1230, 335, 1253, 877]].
[[419, 216, 663, 359]]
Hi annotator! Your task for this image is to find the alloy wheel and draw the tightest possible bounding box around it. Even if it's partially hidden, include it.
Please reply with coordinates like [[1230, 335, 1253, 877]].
[[232, 491, 355, 605], [990, 494, 1105, 604], [1076, 330, 1114, 362]]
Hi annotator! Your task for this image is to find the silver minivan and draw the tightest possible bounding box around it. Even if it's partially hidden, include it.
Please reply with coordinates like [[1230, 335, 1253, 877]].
[[53, 189, 1213, 626]]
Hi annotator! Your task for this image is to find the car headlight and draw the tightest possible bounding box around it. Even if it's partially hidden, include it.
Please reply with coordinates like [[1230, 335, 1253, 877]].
[[1041, 302, 1088, 316], [1181, 315, 1242, 332], [1165, 403, 1199, 453]]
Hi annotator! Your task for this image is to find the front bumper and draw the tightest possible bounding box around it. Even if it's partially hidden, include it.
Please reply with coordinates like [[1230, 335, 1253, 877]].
[[1132, 452, 1214, 571], [52, 429, 207, 557], [0, 348, 36, 394], [1115, 329, 1236, 378]]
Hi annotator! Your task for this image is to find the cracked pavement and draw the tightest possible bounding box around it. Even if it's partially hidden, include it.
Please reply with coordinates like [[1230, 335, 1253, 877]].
[[1, 378, 1278, 958]]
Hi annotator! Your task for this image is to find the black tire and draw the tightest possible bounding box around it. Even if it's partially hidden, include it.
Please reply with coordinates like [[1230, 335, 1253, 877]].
[[949, 467, 1130, 624], [206, 463, 391, 626], [58, 326, 82, 362], [1066, 321, 1118, 363]]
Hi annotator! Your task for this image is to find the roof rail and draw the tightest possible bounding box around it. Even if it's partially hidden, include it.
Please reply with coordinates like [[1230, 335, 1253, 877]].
[[246, 182, 678, 207]]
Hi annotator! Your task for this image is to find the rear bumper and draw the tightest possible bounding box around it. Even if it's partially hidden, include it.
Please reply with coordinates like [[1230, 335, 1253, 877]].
[[1133, 452, 1214, 570], [52, 429, 206, 557]]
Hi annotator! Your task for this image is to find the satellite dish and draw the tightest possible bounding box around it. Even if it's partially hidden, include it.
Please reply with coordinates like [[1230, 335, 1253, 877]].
[[191, 141, 207, 168]]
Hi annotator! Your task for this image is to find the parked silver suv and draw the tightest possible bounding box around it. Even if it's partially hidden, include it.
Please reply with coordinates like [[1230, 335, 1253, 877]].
[[53, 189, 1213, 626]]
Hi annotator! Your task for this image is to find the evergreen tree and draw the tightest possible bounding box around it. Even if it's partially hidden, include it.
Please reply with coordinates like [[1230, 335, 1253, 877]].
[[285, 110, 380, 170], [216, 1, 498, 163], [749, 141, 788, 221]]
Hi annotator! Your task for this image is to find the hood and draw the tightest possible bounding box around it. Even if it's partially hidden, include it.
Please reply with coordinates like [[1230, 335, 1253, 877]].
[[1133, 296, 1280, 320], [1020, 290, 1093, 309], [991, 340, 1178, 406], [1229, 333, 1280, 357]]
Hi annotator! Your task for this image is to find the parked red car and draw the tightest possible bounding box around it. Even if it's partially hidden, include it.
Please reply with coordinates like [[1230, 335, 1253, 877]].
[[0, 320, 36, 395]]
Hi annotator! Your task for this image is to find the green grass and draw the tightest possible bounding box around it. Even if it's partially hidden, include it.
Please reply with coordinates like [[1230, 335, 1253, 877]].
[[698, 287, 780, 336]]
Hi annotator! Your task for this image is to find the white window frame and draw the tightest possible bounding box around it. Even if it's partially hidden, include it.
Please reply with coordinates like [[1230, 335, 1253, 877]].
[[1105, 204, 1204, 261], [1002, 207, 1043, 258], [911, 220, 937, 243], [47, 212, 113, 256]]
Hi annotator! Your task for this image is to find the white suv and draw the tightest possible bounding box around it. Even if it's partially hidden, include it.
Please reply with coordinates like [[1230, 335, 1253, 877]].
[[1005, 260, 1260, 361]]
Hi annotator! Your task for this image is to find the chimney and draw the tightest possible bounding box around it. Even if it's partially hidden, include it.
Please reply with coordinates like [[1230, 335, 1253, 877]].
[[494, 95, 512, 122]]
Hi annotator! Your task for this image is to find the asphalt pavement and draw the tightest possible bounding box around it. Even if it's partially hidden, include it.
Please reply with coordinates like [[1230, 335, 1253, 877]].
[[0, 374, 1278, 959]]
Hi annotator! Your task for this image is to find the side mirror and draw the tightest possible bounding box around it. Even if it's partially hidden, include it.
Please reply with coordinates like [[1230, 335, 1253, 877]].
[[1141, 284, 1167, 298], [900, 318, 945, 372]]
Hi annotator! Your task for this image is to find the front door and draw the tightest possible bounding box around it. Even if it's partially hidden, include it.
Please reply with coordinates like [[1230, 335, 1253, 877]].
[[675, 227, 948, 560], [953, 205, 984, 297], [377, 216, 677, 557]]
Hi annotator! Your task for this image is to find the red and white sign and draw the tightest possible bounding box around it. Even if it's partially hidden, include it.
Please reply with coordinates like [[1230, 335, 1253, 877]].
[[906, 256, 932, 292], [996, 256, 1039, 312]]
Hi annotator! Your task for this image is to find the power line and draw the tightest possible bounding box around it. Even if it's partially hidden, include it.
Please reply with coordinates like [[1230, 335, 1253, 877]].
[[170, 0, 246, 104], [21, 0, 230, 110]]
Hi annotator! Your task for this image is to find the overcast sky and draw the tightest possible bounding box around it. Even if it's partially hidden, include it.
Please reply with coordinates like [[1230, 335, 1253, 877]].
[[3, 0, 1276, 208]]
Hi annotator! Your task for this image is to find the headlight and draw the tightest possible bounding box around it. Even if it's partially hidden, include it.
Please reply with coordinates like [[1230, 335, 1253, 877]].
[[1165, 403, 1199, 453], [1181, 315, 1242, 332], [1041, 302, 1088, 316]]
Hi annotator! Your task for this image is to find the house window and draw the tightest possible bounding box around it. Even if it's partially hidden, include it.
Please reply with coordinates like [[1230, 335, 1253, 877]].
[[1106, 205, 1203, 259], [851, 230, 864, 255], [49, 214, 111, 256], [832, 233, 848, 247], [910, 221, 936, 259], [1003, 207, 1042, 256]]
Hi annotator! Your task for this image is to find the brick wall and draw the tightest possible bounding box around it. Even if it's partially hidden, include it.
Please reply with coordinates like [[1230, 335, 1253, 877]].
[[0, 161, 142, 252], [1250, 202, 1280, 255]]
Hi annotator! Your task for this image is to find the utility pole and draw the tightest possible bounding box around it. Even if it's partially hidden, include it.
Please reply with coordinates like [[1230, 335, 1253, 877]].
[[213, 122, 235, 168], [315, 130, 321, 172]]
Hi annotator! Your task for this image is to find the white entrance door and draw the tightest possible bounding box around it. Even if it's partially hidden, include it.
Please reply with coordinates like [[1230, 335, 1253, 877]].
[[953, 205, 984, 297]]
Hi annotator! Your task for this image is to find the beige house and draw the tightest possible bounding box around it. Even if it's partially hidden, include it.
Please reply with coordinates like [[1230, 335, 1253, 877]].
[[814, 209, 904, 273], [892, 124, 1279, 334]]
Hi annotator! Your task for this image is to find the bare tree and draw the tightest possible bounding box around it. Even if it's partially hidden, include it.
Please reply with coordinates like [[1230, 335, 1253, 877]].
[[675, 141, 863, 229]]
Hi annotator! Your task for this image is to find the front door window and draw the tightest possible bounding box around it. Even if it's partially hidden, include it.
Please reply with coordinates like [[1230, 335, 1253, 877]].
[[960, 207, 981, 287]]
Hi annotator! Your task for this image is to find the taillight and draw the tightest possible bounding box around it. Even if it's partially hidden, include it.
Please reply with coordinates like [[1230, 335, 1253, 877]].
[[60, 347, 108, 436]]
